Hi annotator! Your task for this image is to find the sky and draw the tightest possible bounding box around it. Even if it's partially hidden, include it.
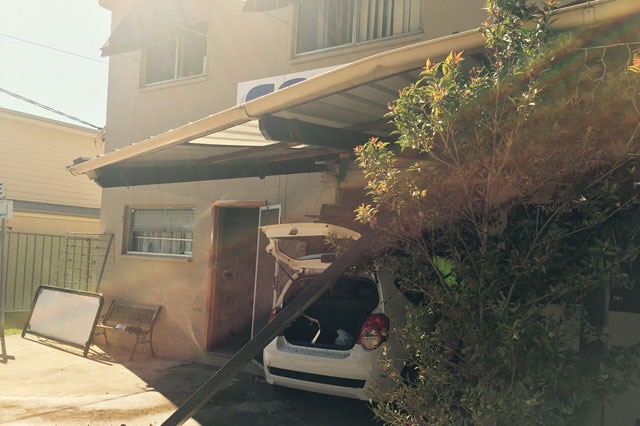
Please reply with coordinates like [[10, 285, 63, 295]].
[[0, 1, 111, 129]]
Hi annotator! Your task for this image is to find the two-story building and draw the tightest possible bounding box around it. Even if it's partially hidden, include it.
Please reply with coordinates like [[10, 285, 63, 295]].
[[69, 3, 640, 423], [72, 0, 494, 363]]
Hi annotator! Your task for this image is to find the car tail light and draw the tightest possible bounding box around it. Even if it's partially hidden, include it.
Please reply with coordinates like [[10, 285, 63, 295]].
[[357, 313, 390, 350], [269, 306, 282, 322]]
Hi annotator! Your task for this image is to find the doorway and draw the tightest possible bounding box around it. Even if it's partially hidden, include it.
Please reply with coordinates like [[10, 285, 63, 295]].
[[206, 202, 280, 354]]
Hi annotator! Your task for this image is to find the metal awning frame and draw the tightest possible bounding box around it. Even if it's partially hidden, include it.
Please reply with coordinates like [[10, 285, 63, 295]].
[[70, 0, 640, 187], [70, 28, 486, 180]]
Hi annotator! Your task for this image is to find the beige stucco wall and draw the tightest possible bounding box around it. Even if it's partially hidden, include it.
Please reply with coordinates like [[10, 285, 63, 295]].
[[102, 0, 487, 152], [97, 172, 337, 363], [103, 1, 293, 151]]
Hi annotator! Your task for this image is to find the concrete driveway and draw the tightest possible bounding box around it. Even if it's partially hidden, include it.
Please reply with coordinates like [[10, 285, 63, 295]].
[[0, 334, 380, 426]]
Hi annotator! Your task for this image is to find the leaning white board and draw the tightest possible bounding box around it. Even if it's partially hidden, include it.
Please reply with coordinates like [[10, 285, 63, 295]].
[[22, 286, 104, 356]]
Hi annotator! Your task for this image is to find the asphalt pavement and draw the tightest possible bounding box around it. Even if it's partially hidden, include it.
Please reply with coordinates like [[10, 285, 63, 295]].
[[0, 334, 380, 426]]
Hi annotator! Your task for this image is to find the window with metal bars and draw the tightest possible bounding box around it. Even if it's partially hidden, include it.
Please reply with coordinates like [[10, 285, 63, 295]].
[[126, 208, 194, 257], [295, 0, 422, 54]]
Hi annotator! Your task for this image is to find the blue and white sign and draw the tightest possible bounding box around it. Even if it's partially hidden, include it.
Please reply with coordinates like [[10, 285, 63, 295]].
[[237, 65, 342, 104]]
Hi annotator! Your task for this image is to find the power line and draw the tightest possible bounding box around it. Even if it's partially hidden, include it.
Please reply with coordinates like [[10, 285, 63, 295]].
[[0, 87, 103, 130], [0, 32, 108, 64]]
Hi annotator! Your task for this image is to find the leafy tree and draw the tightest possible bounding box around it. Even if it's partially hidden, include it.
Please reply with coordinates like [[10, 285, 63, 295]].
[[356, 1, 640, 424]]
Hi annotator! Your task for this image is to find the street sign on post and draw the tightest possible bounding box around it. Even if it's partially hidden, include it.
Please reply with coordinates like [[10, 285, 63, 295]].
[[0, 181, 5, 341], [0, 200, 12, 219]]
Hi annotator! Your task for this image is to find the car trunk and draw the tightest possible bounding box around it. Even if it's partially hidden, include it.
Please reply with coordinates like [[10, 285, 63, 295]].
[[281, 274, 380, 350]]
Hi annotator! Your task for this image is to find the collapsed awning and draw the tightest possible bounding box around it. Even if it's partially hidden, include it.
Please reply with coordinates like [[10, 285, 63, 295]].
[[71, 0, 640, 188], [75, 121, 348, 186], [71, 29, 485, 188], [101, 0, 209, 57]]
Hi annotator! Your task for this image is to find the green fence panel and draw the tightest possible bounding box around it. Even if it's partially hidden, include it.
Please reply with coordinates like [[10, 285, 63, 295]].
[[3, 233, 63, 312]]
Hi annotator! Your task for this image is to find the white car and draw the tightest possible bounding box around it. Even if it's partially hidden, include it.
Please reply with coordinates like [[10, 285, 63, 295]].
[[261, 223, 411, 401]]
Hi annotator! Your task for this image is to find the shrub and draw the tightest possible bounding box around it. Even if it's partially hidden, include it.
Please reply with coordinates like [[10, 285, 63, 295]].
[[357, 1, 640, 424]]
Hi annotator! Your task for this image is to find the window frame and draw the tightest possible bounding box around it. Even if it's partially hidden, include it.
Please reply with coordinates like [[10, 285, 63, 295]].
[[124, 207, 195, 259], [141, 23, 208, 87], [294, 0, 423, 56]]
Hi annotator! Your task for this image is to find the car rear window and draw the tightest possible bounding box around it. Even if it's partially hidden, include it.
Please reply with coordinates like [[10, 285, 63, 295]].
[[276, 236, 336, 260]]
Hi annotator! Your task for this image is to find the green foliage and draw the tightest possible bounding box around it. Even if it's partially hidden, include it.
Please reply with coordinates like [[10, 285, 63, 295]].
[[356, 1, 640, 424]]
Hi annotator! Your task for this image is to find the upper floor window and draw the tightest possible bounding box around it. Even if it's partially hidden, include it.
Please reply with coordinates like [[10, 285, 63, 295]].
[[142, 22, 207, 86], [296, 0, 422, 55], [126, 207, 195, 258]]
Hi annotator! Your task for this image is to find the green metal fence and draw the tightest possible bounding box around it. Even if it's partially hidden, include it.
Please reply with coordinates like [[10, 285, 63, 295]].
[[1, 232, 113, 313]]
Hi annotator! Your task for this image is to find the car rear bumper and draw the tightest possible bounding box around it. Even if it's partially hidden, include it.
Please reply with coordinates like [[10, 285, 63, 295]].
[[263, 337, 392, 401]]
